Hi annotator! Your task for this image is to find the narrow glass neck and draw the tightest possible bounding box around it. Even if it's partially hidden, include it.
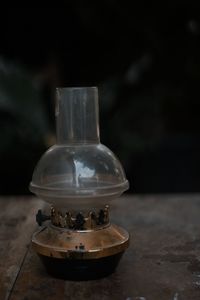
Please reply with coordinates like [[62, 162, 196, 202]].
[[56, 87, 100, 144]]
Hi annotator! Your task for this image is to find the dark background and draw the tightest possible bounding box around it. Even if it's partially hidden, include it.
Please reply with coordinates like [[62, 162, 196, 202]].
[[0, 3, 200, 195]]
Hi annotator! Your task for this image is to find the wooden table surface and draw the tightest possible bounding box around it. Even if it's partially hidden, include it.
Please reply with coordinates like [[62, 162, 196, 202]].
[[0, 195, 200, 300]]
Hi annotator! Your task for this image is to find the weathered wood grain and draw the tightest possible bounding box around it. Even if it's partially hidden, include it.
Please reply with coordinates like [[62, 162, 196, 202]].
[[0, 197, 44, 300], [2, 195, 200, 300]]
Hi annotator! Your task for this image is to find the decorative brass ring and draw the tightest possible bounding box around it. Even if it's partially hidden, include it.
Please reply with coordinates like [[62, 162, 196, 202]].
[[50, 205, 110, 230]]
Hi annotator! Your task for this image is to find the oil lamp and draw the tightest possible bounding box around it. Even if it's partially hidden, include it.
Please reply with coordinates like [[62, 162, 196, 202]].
[[30, 87, 129, 280]]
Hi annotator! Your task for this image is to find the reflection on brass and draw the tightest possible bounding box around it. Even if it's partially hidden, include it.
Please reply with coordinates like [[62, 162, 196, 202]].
[[32, 204, 129, 266], [50, 205, 110, 230], [32, 223, 129, 260]]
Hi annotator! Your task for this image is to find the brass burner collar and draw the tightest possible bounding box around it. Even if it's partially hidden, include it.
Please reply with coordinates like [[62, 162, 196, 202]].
[[50, 205, 109, 230]]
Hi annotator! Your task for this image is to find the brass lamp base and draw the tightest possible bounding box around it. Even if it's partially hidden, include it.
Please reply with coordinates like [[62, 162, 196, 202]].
[[32, 223, 129, 280]]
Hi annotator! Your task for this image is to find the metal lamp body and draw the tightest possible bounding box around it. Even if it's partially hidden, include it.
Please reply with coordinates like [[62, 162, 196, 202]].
[[30, 87, 130, 280]]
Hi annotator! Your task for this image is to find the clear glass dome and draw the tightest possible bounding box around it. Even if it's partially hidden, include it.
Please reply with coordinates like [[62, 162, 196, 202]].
[[30, 87, 129, 210]]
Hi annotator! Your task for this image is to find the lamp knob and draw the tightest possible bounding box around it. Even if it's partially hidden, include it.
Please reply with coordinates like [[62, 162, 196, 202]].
[[36, 209, 50, 226]]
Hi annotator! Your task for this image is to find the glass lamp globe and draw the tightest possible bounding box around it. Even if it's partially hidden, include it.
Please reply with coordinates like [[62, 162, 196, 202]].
[[30, 87, 129, 280]]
